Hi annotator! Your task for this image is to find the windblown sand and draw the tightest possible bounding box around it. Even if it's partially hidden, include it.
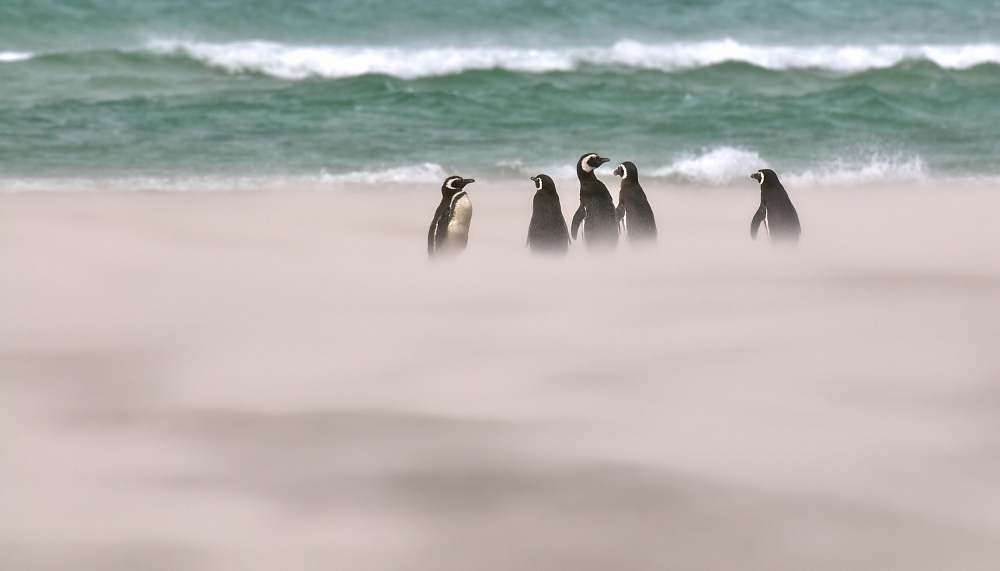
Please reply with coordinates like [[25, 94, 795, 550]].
[[2, 181, 1000, 570]]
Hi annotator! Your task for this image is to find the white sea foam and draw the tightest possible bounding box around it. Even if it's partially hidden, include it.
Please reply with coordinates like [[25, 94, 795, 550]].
[[784, 154, 927, 186], [649, 147, 767, 185], [319, 163, 449, 184], [0, 176, 310, 194], [0, 171, 448, 193], [147, 40, 580, 80], [496, 160, 578, 181], [609, 40, 1000, 73], [0, 157, 973, 193], [0, 52, 33, 63], [643, 148, 929, 186], [147, 38, 1000, 79]]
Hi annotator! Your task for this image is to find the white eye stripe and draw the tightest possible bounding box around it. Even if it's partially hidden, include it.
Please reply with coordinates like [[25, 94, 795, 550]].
[[619, 163, 628, 179], [580, 154, 598, 173]]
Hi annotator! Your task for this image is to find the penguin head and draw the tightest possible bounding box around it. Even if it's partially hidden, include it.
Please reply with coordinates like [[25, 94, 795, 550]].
[[443, 175, 475, 191], [751, 169, 778, 185], [577, 153, 610, 174], [530, 174, 556, 192], [613, 161, 638, 181]]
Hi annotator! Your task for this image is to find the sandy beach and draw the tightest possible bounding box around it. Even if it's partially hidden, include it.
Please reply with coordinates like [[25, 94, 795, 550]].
[[2, 181, 1000, 570]]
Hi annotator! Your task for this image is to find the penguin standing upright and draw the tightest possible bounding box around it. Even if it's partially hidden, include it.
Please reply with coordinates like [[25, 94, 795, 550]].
[[428, 175, 476, 257], [613, 161, 656, 243], [749, 169, 800, 242], [570, 153, 618, 249], [526, 174, 570, 254]]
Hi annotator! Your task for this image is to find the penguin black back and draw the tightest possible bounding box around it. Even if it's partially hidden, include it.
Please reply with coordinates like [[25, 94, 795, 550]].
[[570, 152, 618, 249], [613, 161, 657, 243], [428, 175, 475, 257], [526, 174, 570, 254], [749, 169, 800, 242]]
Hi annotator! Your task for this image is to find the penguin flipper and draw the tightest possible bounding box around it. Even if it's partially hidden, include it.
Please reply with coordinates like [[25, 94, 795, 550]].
[[615, 202, 625, 223], [427, 219, 437, 254], [750, 203, 766, 240], [429, 205, 452, 254], [570, 204, 585, 240]]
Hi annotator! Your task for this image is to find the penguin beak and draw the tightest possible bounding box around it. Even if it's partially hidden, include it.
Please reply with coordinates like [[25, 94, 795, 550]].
[[613, 166, 623, 177], [530, 176, 537, 182], [598, 157, 610, 165], [750, 172, 762, 183], [463, 178, 475, 185]]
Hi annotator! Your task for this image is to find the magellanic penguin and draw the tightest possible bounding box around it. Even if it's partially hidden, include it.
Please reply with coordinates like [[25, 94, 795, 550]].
[[428, 175, 476, 257], [613, 161, 657, 243], [526, 174, 570, 254], [750, 169, 800, 243], [570, 153, 618, 249]]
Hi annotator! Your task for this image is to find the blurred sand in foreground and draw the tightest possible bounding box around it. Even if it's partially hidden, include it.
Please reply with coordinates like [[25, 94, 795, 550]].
[[2, 181, 1000, 570]]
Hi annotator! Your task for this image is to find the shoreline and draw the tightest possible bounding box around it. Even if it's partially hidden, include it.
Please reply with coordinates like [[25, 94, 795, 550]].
[[2, 172, 999, 195]]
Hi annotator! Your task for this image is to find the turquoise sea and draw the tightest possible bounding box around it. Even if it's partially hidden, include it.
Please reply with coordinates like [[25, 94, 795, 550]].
[[2, 0, 1000, 186]]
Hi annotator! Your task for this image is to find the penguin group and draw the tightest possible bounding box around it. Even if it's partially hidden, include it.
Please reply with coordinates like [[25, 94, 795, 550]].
[[428, 153, 799, 257]]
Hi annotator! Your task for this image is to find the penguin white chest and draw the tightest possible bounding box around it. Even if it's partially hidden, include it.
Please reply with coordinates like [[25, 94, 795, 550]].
[[448, 194, 472, 232], [443, 193, 472, 248]]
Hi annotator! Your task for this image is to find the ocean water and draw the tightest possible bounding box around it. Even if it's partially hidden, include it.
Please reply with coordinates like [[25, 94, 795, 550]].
[[2, 0, 1000, 186]]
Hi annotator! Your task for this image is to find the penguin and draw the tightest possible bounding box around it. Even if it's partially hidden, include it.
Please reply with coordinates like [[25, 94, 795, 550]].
[[526, 174, 570, 254], [427, 175, 476, 257], [612, 161, 657, 243], [570, 153, 618, 249], [749, 169, 800, 242]]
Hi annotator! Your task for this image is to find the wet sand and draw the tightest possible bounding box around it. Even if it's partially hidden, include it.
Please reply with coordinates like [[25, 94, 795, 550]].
[[2, 181, 1000, 570]]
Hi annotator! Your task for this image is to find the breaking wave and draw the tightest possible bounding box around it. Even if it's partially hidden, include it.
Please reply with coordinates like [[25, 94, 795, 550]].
[[319, 163, 449, 184], [649, 147, 766, 185], [493, 149, 931, 187], [0, 52, 34, 63], [643, 148, 927, 186], [0, 155, 943, 191], [782, 154, 927, 186], [145, 39, 1000, 79]]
